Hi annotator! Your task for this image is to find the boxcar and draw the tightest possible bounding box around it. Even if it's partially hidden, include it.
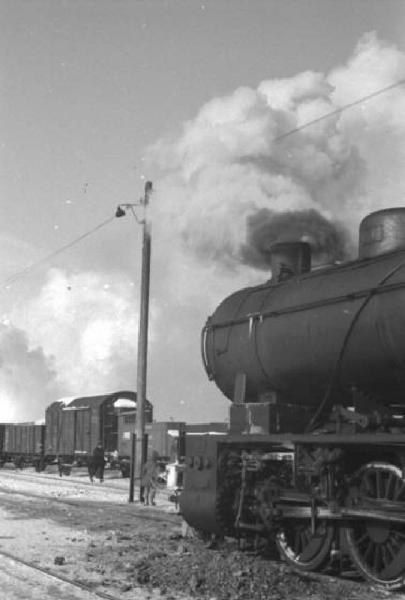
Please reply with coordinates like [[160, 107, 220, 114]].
[[117, 419, 228, 465], [2, 423, 45, 465], [45, 390, 152, 464], [115, 405, 156, 459]]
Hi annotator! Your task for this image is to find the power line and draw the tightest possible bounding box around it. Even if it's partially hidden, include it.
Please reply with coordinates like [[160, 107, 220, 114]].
[[3, 79, 404, 290], [3, 215, 116, 289], [274, 78, 405, 142]]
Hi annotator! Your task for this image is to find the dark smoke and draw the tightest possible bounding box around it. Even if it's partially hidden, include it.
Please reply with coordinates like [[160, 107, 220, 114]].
[[240, 208, 349, 269]]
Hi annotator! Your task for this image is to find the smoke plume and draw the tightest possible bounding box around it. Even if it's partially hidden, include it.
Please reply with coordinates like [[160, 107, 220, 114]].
[[148, 33, 405, 272], [241, 208, 349, 268]]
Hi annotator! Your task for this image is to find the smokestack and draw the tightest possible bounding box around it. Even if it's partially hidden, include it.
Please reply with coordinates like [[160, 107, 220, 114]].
[[270, 242, 311, 282]]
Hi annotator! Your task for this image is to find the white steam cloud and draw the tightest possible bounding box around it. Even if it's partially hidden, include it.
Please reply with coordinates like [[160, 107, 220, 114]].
[[2, 33, 405, 423], [148, 33, 405, 270], [14, 269, 151, 393], [0, 268, 159, 421]]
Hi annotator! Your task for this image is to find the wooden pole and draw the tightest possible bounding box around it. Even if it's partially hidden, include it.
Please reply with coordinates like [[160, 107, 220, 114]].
[[129, 432, 136, 503], [134, 181, 152, 501]]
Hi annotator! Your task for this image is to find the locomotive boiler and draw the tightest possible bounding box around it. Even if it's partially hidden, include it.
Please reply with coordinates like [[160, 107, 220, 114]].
[[180, 208, 405, 589]]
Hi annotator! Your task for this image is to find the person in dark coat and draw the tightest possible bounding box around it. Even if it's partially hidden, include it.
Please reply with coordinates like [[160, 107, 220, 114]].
[[90, 441, 105, 483]]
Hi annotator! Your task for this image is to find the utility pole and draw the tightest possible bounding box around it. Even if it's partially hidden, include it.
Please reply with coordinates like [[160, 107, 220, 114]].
[[135, 180, 152, 501], [115, 180, 152, 503]]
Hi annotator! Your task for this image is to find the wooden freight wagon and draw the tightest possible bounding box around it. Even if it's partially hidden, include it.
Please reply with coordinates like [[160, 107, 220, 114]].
[[114, 399, 154, 458], [45, 391, 152, 464], [147, 421, 184, 461], [2, 423, 45, 465], [117, 420, 229, 463], [116, 419, 174, 478]]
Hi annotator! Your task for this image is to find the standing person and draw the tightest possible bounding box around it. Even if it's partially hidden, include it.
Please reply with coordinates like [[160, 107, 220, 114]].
[[92, 441, 105, 483], [141, 451, 159, 506], [57, 456, 64, 477]]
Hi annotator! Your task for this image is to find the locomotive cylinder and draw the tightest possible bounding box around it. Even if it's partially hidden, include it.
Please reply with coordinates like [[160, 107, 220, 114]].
[[203, 209, 405, 408]]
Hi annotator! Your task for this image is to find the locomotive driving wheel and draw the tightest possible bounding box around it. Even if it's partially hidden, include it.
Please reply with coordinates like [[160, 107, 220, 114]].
[[343, 462, 405, 590], [276, 511, 335, 571]]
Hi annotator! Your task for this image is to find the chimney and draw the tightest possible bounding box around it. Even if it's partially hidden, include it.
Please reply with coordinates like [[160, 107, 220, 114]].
[[270, 242, 311, 282]]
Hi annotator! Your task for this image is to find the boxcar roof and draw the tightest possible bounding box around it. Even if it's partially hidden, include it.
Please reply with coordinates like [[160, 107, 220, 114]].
[[49, 390, 139, 410], [69, 391, 136, 409]]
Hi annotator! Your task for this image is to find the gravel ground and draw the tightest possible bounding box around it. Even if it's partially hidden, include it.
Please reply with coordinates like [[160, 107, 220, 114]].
[[0, 468, 404, 600], [85, 528, 399, 600]]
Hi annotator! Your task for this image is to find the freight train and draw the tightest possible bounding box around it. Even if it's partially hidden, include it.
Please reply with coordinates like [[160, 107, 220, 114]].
[[0, 390, 153, 470], [0, 390, 228, 476], [180, 208, 405, 590]]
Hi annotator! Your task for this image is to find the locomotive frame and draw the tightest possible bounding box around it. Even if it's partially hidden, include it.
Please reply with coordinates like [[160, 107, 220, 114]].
[[181, 397, 405, 589], [180, 208, 405, 590]]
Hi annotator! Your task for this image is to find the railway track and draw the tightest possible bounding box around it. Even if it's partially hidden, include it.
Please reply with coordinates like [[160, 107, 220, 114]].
[[0, 467, 173, 502], [0, 467, 173, 501], [0, 468, 136, 493], [0, 549, 128, 600], [0, 484, 181, 526]]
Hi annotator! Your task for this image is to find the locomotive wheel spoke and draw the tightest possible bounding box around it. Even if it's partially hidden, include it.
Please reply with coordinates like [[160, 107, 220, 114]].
[[344, 462, 405, 590], [385, 472, 396, 498], [376, 470, 383, 498], [276, 515, 334, 572]]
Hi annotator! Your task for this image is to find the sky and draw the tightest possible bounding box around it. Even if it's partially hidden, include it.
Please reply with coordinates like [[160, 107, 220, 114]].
[[0, 0, 405, 423]]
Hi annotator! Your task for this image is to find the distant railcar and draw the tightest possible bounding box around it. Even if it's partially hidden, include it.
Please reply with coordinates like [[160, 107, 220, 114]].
[[117, 418, 229, 476], [116, 414, 166, 476], [116, 408, 147, 458], [117, 419, 228, 463], [146, 421, 184, 460], [45, 390, 153, 464], [1, 423, 45, 466]]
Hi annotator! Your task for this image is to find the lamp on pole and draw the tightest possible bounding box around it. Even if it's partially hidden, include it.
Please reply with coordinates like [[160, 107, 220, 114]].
[[116, 180, 152, 502]]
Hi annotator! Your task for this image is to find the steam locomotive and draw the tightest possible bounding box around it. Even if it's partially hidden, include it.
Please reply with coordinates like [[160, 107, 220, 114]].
[[180, 208, 405, 589]]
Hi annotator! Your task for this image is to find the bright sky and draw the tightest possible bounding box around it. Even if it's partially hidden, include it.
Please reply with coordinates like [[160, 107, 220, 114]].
[[0, 0, 405, 423]]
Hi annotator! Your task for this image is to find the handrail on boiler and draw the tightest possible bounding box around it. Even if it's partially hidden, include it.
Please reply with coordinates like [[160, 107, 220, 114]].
[[201, 322, 214, 380]]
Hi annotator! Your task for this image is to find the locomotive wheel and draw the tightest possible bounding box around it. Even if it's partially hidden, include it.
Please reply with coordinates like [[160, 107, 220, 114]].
[[276, 515, 334, 571], [344, 462, 405, 590]]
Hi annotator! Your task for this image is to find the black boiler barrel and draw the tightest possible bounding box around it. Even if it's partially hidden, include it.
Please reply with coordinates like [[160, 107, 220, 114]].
[[203, 249, 405, 407]]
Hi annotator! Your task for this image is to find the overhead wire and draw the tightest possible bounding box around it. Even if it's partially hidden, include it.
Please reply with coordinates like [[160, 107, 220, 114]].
[[274, 77, 405, 142], [2, 215, 116, 289], [2, 77, 404, 290]]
